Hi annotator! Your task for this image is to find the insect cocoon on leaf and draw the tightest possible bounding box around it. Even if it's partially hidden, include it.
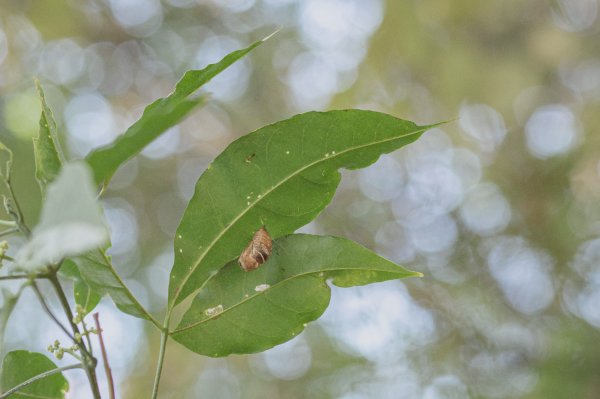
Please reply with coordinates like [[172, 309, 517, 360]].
[[238, 226, 272, 271]]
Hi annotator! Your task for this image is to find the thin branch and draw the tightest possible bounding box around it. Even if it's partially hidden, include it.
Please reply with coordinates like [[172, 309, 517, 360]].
[[94, 312, 115, 399], [0, 363, 82, 399], [0, 274, 28, 281], [0, 227, 18, 238], [0, 272, 48, 281], [46, 274, 93, 358], [30, 279, 78, 344], [81, 317, 94, 356]]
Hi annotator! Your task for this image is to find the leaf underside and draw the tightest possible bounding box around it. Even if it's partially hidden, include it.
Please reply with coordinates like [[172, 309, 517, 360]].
[[70, 249, 157, 323], [0, 350, 68, 399], [168, 109, 437, 307], [171, 234, 421, 357]]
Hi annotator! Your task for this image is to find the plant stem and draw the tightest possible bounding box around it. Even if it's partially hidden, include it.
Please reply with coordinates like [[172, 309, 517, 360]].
[[0, 363, 83, 399], [0, 220, 16, 227], [46, 273, 101, 399], [151, 318, 170, 399], [81, 317, 94, 356], [93, 312, 115, 399]]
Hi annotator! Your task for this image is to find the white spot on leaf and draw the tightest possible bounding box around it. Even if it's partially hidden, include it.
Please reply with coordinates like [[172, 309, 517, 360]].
[[204, 304, 224, 317], [255, 283, 270, 292]]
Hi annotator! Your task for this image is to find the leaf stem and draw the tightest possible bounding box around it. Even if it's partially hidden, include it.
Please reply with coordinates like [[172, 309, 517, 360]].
[[0, 363, 83, 399], [0, 220, 16, 227], [93, 312, 115, 399], [151, 317, 170, 399]]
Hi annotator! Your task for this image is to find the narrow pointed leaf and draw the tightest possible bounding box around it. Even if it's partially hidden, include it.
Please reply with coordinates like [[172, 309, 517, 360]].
[[33, 80, 63, 194], [1, 351, 68, 398], [171, 234, 421, 356], [169, 109, 438, 306], [85, 36, 269, 186]]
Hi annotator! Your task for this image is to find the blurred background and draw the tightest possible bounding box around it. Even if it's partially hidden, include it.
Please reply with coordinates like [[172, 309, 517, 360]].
[[1, 0, 599, 398]]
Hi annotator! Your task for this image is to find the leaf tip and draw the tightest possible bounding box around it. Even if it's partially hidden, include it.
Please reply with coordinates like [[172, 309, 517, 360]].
[[262, 29, 280, 42]]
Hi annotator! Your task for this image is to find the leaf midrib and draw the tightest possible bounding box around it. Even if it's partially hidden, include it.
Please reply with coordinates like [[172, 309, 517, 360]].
[[170, 124, 429, 306], [171, 265, 417, 334]]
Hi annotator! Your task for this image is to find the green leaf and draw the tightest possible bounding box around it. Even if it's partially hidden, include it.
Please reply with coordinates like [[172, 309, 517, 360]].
[[171, 234, 421, 357], [85, 35, 270, 186], [15, 162, 109, 271], [168, 109, 438, 306], [74, 279, 102, 316], [60, 260, 101, 316], [33, 79, 64, 195], [0, 350, 68, 398], [69, 249, 159, 326]]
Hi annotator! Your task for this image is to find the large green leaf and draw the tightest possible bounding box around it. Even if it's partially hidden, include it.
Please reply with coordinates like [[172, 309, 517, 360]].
[[168, 110, 438, 306], [0, 351, 68, 398], [85, 36, 269, 186], [171, 234, 421, 356], [32, 80, 63, 195]]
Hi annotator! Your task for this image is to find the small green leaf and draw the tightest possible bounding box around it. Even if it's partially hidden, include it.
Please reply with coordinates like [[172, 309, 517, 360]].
[[15, 162, 109, 271], [61, 260, 101, 316], [73, 279, 101, 316], [85, 36, 270, 186], [0, 350, 69, 398], [171, 234, 421, 357], [69, 249, 159, 325], [33, 80, 64, 195], [168, 110, 439, 306]]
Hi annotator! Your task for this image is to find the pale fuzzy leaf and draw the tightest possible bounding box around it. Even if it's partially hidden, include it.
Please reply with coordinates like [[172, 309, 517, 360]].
[[16, 162, 108, 271]]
